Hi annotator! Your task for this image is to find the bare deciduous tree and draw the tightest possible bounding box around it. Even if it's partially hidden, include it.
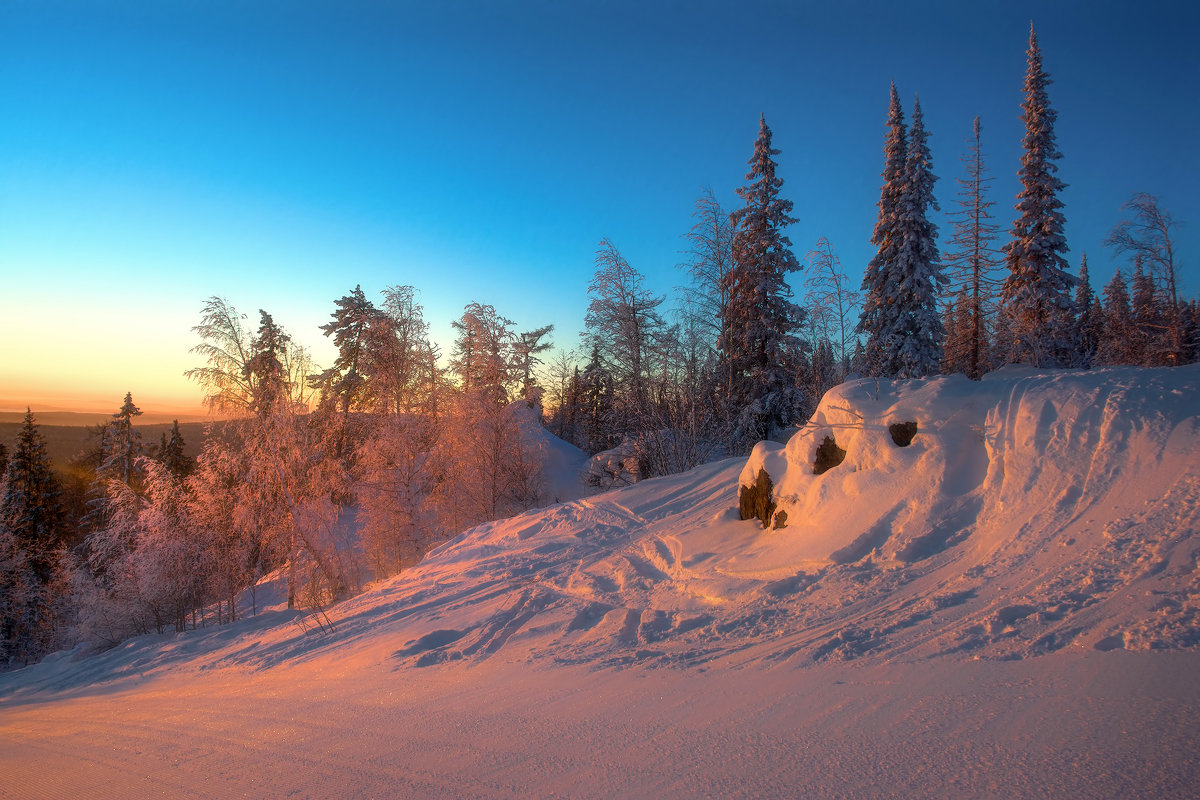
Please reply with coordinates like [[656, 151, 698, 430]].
[[1105, 193, 1185, 363]]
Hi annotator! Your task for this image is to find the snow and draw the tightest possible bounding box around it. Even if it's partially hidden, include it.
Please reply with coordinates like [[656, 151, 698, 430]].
[[2, 366, 1199, 797]]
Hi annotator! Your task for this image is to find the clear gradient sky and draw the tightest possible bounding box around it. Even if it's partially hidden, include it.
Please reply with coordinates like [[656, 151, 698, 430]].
[[2, 0, 1197, 416]]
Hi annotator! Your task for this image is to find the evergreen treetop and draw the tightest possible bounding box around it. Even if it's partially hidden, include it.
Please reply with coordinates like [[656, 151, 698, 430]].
[[0, 409, 65, 579], [1000, 23, 1075, 367], [721, 115, 805, 443]]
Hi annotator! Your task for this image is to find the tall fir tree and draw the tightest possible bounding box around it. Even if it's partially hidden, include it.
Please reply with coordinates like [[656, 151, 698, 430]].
[[99, 392, 144, 489], [1074, 254, 1102, 367], [999, 24, 1076, 367], [859, 92, 946, 377], [1097, 269, 1136, 365], [0, 409, 65, 581], [891, 95, 946, 376], [720, 115, 805, 443], [859, 83, 908, 374]]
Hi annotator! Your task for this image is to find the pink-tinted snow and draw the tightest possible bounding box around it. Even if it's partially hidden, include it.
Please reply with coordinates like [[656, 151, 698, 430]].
[[2, 365, 1198, 798]]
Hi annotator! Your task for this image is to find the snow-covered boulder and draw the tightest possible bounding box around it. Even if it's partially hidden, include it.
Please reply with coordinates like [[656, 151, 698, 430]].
[[740, 365, 1200, 567]]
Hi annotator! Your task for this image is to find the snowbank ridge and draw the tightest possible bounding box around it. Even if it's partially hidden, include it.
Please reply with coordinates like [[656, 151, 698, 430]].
[[251, 364, 1200, 671], [8, 367, 1199, 692]]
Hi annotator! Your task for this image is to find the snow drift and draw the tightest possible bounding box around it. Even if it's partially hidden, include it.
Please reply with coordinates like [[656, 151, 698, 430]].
[[734, 365, 1200, 657], [359, 364, 1200, 668], [2, 366, 1198, 798]]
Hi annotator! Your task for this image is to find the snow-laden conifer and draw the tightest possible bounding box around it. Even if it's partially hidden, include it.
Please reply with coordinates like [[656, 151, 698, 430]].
[[1000, 24, 1076, 367], [0, 410, 65, 581], [720, 115, 805, 444], [1097, 269, 1136, 366], [860, 91, 946, 378], [99, 392, 144, 488], [1074, 254, 1102, 367], [858, 83, 907, 374], [891, 96, 946, 377]]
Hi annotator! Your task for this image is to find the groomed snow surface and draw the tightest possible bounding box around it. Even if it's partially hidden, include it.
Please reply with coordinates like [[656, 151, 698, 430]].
[[3, 366, 1199, 798]]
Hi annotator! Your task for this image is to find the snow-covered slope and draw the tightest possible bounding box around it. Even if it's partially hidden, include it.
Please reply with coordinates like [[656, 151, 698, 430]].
[[280, 364, 1199, 671], [2, 366, 1198, 798]]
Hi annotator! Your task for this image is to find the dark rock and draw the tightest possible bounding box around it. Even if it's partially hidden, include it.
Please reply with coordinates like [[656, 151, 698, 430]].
[[738, 467, 776, 527], [813, 435, 847, 475], [889, 420, 918, 447]]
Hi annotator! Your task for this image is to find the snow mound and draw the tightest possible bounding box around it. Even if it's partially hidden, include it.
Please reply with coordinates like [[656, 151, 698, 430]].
[[3, 368, 1199, 799], [737, 365, 1200, 658], [7, 367, 1200, 693], [171, 364, 1195, 673], [379, 364, 1200, 667]]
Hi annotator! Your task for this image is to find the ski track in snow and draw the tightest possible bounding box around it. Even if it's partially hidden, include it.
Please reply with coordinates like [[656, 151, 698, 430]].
[[2, 365, 1199, 798]]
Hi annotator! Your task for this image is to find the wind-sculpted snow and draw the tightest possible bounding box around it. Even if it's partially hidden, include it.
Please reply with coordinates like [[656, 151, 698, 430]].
[[127, 363, 1195, 674], [3, 366, 1199, 799], [736, 364, 1200, 661], [4, 365, 1195, 696], [358, 364, 1200, 670]]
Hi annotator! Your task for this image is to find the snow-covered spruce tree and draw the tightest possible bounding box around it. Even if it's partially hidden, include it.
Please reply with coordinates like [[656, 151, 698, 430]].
[[100, 393, 144, 490], [187, 297, 315, 416], [1074, 254, 1103, 368], [1097, 269, 1136, 366], [1, 410, 66, 583], [859, 92, 946, 378], [720, 115, 805, 445], [0, 514, 38, 665], [943, 117, 1002, 380], [82, 392, 147, 539], [0, 410, 72, 665], [1000, 24, 1076, 367], [311, 285, 382, 418], [245, 311, 294, 419], [859, 84, 908, 375]]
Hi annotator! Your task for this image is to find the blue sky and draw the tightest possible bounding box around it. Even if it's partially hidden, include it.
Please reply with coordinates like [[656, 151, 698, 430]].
[[2, 0, 1197, 413]]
